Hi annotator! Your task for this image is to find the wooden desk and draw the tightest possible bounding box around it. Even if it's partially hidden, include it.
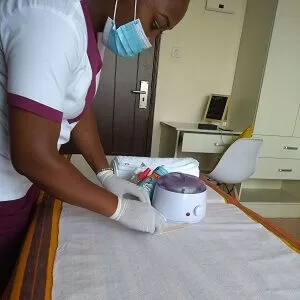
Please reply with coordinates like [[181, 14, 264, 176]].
[[159, 122, 241, 171]]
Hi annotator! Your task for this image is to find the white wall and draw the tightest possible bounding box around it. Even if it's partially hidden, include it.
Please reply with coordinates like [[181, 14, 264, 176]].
[[151, 0, 247, 156]]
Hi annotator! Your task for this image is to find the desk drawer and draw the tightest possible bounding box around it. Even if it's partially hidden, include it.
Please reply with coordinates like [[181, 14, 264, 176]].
[[251, 158, 300, 180], [181, 133, 237, 153], [254, 135, 300, 159]]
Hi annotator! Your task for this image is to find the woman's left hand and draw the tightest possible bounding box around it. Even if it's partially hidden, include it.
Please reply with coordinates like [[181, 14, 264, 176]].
[[97, 170, 151, 205]]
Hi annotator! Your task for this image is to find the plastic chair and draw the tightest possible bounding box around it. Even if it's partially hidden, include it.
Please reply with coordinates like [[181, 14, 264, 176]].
[[205, 138, 263, 192]]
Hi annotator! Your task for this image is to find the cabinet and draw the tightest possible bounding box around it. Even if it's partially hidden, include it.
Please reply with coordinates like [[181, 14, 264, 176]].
[[181, 133, 236, 154], [229, 0, 300, 136], [252, 158, 300, 180], [254, 0, 300, 136], [293, 111, 300, 137], [253, 135, 300, 160], [228, 0, 300, 217], [159, 122, 241, 172]]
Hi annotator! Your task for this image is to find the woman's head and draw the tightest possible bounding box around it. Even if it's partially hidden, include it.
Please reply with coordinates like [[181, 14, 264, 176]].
[[131, 0, 189, 42], [91, 0, 190, 57], [115, 0, 190, 43]]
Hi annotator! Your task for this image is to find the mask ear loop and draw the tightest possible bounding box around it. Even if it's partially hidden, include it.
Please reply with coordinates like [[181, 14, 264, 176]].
[[113, 0, 118, 22], [114, 0, 137, 22], [134, 0, 137, 20]]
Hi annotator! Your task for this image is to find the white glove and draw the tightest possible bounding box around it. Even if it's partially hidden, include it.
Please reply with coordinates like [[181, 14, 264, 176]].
[[110, 197, 166, 234], [97, 170, 150, 205]]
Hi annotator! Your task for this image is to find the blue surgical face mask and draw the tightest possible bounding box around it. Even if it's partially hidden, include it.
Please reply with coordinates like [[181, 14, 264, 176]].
[[102, 0, 152, 57]]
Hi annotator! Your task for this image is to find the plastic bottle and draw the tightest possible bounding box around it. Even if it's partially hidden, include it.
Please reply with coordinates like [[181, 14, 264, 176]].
[[138, 166, 168, 200], [130, 164, 147, 184], [137, 168, 151, 183]]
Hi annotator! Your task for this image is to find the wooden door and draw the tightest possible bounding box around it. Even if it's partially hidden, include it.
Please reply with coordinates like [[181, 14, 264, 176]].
[[93, 40, 159, 156], [61, 40, 160, 156]]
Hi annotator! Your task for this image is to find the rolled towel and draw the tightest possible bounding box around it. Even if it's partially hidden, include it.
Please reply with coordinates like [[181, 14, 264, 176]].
[[115, 156, 197, 167], [112, 156, 200, 179]]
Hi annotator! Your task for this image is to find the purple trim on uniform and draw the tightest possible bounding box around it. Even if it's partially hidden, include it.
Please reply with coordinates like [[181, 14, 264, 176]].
[[68, 0, 102, 124], [8, 93, 63, 123]]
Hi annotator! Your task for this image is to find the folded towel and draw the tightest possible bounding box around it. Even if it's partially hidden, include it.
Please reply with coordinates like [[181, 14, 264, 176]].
[[112, 156, 200, 179]]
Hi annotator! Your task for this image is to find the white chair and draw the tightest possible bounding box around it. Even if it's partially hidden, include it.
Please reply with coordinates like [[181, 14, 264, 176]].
[[205, 138, 263, 197]]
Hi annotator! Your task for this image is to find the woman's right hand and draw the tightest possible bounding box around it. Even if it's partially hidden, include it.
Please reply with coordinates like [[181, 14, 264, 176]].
[[110, 197, 166, 234]]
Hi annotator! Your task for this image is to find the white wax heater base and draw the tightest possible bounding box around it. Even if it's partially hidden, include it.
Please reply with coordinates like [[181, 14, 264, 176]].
[[152, 173, 207, 224]]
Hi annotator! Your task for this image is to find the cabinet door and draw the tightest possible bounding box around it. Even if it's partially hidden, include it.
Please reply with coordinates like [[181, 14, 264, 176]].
[[254, 0, 300, 136], [293, 107, 300, 137]]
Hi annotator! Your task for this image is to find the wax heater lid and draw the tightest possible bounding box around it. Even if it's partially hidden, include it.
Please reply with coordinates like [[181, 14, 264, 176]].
[[156, 173, 206, 194]]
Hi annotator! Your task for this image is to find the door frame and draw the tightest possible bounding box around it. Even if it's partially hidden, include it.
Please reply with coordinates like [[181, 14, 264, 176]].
[[145, 36, 161, 156]]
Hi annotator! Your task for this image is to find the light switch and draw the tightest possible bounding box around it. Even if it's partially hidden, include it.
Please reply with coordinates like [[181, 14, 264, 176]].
[[171, 47, 181, 58]]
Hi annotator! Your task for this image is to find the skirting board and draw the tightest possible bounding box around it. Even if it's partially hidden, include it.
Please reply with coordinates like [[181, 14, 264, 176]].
[[242, 202, 300, 218]]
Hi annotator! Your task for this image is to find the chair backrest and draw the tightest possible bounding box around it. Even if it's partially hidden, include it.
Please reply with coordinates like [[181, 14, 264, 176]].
[[208, 138, 263, 184]]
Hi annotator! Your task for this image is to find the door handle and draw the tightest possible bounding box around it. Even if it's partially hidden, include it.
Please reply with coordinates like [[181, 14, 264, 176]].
[[131, 81, 149, 109], [132, 90, 146, 95]]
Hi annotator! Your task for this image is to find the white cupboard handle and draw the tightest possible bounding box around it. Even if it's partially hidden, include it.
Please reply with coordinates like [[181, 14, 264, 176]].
[[278, 169, 293, 173], [283, 146, 298, 150], [214, 143, 230, 147]]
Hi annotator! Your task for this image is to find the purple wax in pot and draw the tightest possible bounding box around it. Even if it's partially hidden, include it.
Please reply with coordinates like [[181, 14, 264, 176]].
[[156, 173, 206, 194]]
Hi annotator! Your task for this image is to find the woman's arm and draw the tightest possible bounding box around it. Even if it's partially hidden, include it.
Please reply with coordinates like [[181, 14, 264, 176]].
[[4, 7, 163, 234], [71, 107, 109, 172], [71, 107, 151, 205], [9, 107, 164, 233], [9, 107, 117, 217]]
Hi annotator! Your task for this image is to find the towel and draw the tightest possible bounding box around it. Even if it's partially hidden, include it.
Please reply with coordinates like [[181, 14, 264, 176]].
[[52, 203, 300, 300], [112, 156, 199, 179]]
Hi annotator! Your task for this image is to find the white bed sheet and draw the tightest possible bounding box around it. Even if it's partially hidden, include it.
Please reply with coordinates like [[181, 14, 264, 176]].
[[53, 203, 300, 300]]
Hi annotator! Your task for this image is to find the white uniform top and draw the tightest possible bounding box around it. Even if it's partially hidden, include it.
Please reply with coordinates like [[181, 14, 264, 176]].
[[0, 0, 104, 201]]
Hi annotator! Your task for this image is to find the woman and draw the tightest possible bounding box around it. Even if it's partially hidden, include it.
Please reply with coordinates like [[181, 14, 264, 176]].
[[0, 0, 190, 293]]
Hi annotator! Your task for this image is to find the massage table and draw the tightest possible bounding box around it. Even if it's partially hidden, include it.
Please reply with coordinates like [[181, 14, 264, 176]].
[[3, 179, 300, 300]]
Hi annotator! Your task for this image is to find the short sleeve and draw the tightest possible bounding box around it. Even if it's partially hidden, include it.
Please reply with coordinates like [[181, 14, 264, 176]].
[[2, 8, 80, 123]]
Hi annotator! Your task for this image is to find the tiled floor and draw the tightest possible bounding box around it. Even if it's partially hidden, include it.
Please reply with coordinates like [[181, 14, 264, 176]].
[[268, 218, 300, 241]]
